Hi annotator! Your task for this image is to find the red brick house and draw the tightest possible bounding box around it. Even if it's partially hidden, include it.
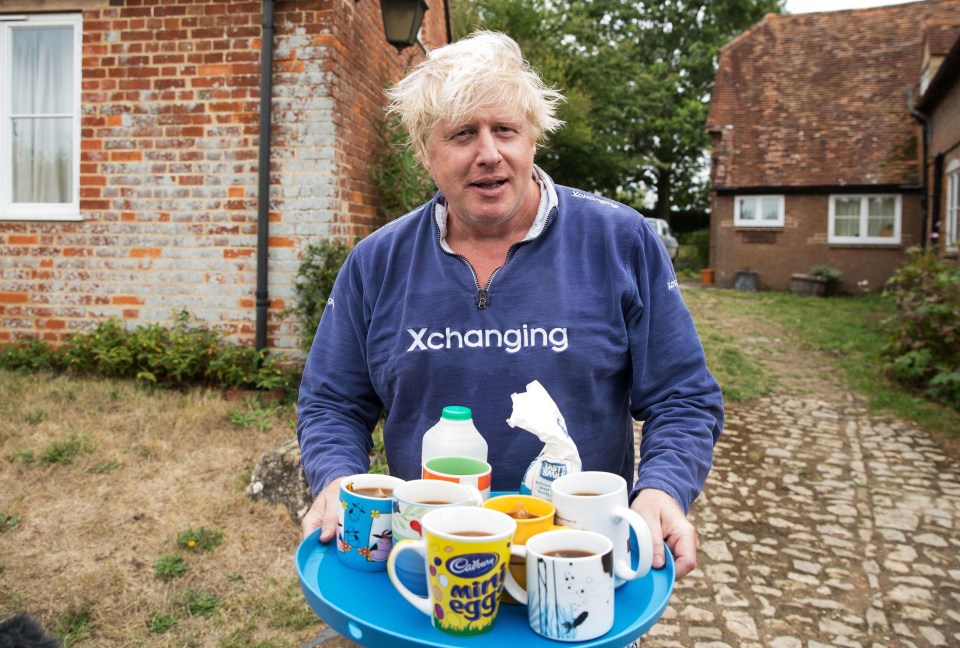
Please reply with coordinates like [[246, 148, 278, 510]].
[[0, 0, 450, 355], [915, 22, 960, 256], [706, 0, 960, 293]]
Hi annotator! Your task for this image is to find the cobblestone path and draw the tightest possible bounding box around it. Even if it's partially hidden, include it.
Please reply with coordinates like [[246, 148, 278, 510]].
[[644, 393, 960, 648]]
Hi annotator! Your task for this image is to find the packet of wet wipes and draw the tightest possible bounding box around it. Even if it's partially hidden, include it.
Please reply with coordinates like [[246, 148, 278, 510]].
[[506, 380, 582, 500]]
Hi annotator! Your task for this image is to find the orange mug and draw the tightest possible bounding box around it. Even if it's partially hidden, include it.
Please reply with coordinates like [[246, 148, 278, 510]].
[[483, 494, 564, 603]]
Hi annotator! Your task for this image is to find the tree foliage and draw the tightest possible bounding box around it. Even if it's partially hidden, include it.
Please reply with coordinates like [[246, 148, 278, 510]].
[[450, 0, 783, 218]]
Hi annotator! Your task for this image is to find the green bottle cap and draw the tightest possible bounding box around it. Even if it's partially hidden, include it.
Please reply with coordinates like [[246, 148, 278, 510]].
[[441, 405, 472, 421]]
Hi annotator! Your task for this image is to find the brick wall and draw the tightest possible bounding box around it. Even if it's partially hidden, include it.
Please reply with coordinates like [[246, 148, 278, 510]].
[[711, 193, 922, 292], [0, 0, 447, 353]]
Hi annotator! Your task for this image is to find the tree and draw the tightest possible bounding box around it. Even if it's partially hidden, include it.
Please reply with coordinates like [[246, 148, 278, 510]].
[[449, 0, 783, 220]]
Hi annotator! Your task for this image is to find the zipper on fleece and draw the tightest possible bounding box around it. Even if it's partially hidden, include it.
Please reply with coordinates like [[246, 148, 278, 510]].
[[436, 206, 556, 309]]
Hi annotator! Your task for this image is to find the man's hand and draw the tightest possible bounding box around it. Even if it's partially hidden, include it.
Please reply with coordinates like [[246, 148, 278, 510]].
[[300, 477, 345, 542], [631, 488, 699, 579]]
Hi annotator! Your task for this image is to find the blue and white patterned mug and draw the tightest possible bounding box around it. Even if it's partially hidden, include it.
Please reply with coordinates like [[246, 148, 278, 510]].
[[336, 474, 405, 571], [391, 479, 483, 596]]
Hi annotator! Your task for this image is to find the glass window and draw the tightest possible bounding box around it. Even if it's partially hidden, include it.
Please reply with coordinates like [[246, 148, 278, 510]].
[[829, 195, 901, 244], [0, 13, 82, 220], [734, 195, 784, 227], [946, 163, 958, 250]]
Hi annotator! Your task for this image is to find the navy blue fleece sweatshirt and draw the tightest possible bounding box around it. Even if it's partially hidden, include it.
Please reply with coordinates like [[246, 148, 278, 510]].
[[296, 170, 723, 513]]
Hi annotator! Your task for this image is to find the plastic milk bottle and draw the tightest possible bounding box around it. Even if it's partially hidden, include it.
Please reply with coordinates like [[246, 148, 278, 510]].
[[421, 406, 488, 464]]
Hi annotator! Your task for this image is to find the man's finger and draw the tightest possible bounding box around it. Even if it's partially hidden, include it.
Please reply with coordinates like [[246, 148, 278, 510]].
[[665, 525, 698, 579], [300, 499, 325, 541], [319, 502, 339, 543]]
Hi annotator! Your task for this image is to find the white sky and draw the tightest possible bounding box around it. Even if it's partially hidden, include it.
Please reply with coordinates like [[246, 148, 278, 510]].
[[785, 0, 915, 12]]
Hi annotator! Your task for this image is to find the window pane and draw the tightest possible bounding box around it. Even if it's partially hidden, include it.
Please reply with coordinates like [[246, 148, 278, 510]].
[[761, 198, 780, 221], [12, 117, 73, 203], [867, 197, 895, 238], [739, 198, 756, 220], [834, 198, 860, 237], [946, 174, 958, 246], [834, 197, 860, 217], [11, 27, 74, 114]]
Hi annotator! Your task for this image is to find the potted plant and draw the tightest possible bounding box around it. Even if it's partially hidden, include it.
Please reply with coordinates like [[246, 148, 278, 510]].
[[809, 264, 842, 296], [790, 265, 841, 297]]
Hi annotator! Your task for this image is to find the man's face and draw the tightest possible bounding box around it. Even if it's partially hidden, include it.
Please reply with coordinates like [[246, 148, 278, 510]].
[[423, 106, 538, 233]]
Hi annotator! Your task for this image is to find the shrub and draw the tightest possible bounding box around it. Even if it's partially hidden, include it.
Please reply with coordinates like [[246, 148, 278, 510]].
[[372, 114, 436, 222], [809, 264, 842, 283], [0, 336, 62, 372], [287, 239, 354, 353], [882, 249, 960, 409], [0, 311, 294, 393], [682, 228, 710, 270]]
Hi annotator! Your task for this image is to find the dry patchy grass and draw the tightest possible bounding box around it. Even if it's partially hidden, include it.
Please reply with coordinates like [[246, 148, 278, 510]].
[[0, 370, 325, 647]]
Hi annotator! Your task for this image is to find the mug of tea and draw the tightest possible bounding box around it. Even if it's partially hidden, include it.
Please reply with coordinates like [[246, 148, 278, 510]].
[[503, 529, 617, 641], [550, 471, 653, 587], [483, 494, 564, 603], [391, 479, 484, 596], [386, 506, 516, 637], [337, 474, 405, 571], [422, 456, 492, 500]]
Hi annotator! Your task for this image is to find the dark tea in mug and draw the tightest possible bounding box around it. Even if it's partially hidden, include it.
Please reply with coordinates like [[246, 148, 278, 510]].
[[544, 549, 595, 558]]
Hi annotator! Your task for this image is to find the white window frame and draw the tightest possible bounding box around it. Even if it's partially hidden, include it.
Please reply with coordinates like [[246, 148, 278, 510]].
[[946, 160, 959, 251], [828, 194, 902, 245], [734, 195, 784, 227], [0, 12, 83, 221]]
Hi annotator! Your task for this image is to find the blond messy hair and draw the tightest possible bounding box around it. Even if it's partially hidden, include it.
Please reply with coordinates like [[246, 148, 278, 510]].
[[385, 30, 565, 161]]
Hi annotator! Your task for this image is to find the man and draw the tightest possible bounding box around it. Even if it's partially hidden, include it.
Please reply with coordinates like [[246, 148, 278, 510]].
[[296, 31, 723, 579]]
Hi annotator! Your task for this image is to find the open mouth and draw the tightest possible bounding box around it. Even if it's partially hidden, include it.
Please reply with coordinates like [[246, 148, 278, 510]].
[[472, 180, 506, 189]]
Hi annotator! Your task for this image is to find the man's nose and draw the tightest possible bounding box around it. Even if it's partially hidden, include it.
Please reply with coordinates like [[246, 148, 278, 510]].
[[475, 129, 502, 165]]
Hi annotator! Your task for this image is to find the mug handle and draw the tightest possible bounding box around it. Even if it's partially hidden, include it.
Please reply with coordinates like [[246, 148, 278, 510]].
[[466, 486, 484, 506], [611, 506, 653, 580], [502, 545, 528, 604], [386, 539, 432, 616]]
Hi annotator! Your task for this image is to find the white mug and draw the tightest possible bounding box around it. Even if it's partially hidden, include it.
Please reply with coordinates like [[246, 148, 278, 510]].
[[503, 529, 617, 641], [391, 479, 484, 598], [550, 471, 653, 587]]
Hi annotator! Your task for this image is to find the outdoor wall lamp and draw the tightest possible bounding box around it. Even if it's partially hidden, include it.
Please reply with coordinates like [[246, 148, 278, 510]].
[[380, 0, 428, 53]]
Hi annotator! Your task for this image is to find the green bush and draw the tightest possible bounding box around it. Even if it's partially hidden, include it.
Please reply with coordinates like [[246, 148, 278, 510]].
[[809, 264, 842, 283], [0, 336, 63, 372], [682, 228, 710, 270], [372, 114, 436, 222], [287, 239, 354, 353], [0, 311, 294, 393], [882, 249, 960, 409]]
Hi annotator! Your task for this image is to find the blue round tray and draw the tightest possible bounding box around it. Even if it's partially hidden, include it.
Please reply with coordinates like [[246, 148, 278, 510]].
[[296, 522, 674, 646]]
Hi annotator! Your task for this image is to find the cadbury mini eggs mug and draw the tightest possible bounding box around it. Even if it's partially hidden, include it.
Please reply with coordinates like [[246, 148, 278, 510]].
[[387, 506, 516, 637]]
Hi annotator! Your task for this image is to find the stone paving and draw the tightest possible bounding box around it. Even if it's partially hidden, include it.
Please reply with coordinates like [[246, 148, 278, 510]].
[[305, 391, 960, 648], [643, 393, 960, 648]]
